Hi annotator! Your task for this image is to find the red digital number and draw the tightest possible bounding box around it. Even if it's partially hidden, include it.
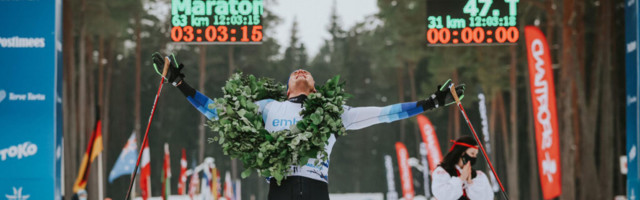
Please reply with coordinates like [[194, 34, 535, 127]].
[[461, 27, 473, 43], [183, 26, 194, 42], [251, 25, 263, 42], [217, 26, 229, 41], [427, 28, 439, 44], [439, 28, 451, 44], [205, 26, 217, 42], [507, 26, 519, 43], [171, 26, 183, 42], [495, 27, 507, 43], [472, 27, 485, 43], [240, 26, 250, 42]]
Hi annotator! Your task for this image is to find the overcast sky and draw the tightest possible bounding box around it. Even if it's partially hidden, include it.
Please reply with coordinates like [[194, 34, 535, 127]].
[[269, 0, 379, 56]]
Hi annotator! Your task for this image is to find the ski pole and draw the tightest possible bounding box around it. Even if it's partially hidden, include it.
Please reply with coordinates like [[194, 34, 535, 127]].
[[449, 83, 509, 200], [125, 57, 170, 200]]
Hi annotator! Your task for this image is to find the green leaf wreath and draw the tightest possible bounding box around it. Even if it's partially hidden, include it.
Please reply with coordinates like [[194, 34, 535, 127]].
[[207, 72, 349, 184]]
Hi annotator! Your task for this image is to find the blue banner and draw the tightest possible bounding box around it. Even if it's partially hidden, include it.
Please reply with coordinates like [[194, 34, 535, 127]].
[[627, 0, 639, 198], [0, 0, 62, 199]]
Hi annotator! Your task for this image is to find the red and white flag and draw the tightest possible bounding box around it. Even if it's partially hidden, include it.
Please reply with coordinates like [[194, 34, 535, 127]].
[[224, 171, 234, 200], [140, 141, 151, 200], [162, 143, 172, 200], [525, 25, 562, 199], [417, 115, 443, 173], [178, 149, 187, 195], [189, 168, 199, 199], [395, 142, 414, 200]]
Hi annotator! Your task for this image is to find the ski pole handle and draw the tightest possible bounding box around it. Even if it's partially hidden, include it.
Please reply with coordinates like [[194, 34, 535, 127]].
[[449, 83, 461, 105], [162, 57, 170, 77]]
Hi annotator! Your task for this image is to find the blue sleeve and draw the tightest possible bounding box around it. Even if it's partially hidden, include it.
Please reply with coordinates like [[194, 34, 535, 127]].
[[341, 101, 425, 130], [186, 90, 218, 120]]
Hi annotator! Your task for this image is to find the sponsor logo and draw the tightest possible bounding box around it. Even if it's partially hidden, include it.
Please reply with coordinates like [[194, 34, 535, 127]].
[[531, 39, 554, 150], [0, 90, 5, 103], [0, 142, 38, 161], [0, 89, 46, 103], [5, 187, 30, 200], [628, 41, 637, 53], [531, 38, 559, 182], [0, 37, 45, 48]]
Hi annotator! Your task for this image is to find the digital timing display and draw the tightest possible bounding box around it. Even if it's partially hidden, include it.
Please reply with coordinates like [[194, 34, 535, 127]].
[[426, 0, 520, 46], [171, 0, 263, 44]]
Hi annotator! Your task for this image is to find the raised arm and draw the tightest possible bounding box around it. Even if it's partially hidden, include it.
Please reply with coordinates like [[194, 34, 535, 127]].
[[341, 80, 465, 130], [152, 53, 219, 120]]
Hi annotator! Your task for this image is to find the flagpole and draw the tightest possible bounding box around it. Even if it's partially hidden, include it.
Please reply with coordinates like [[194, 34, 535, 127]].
[[98, 154, 104, 200]]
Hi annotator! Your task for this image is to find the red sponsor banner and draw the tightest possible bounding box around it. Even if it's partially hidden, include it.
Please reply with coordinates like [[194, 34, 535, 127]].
[[395, 142, 414, 200], [525, 26, 562, 199], [417, 115, 443, 172]]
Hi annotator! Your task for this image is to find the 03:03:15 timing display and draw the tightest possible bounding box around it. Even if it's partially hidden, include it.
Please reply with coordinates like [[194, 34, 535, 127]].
[[426, 0, 520, 46], [170, 0, 263, 44], [171, 25, 263, 42]]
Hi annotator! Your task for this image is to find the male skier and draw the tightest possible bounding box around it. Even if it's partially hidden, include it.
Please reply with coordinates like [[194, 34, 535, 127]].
[[153, 54, 465, 200]]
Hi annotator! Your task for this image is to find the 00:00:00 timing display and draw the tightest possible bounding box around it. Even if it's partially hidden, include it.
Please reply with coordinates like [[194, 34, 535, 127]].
[[427, 26, 518, 44]]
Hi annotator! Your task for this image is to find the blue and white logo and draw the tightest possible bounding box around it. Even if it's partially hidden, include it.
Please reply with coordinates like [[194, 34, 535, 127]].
[[5, 187, 30, 200], [0, 89, 5, 103]]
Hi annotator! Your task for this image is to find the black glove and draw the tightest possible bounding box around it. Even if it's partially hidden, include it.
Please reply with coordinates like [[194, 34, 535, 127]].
[[418, 79, 465, 110], [152, 52, 185, 86]]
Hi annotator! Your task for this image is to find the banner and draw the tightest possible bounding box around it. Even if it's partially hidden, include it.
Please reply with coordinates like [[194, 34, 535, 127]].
[[477, 88, 500, 192], [383, 155, 398, 200], [73, 120, 103, 192], [626, 0, 640, 197], [140, 141, 151, 200], [416, 115, 443, 172], [525, 26, 562, 199], [395, 142, 414, 200], [0, 0, 63, 199]]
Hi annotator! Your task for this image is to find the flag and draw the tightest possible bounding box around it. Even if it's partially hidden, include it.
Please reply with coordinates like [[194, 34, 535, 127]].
[[162, 143, 172, 200], [384, 155, 398, 200], [477, 88, 500, 192], [140, 141, 151, 200], [108, 132, 138, 183], [178, 149, 187, 195], [525, 25, 562, 199], [416, 115, 443, 172], [395, 142, 414, 200], [189, 168, 199, 200], [211, 167, 219, 199], [234, 179, 241, 200], [72, 120, 103, 193], [224, 171, 234, 200], [202, 163, 213, 200]]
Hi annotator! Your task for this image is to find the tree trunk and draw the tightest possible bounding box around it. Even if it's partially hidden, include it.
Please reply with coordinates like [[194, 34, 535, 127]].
[[62, 0, 76, 197], [525, 69, 541, 200], [407, 61, 420, 154], [507, 45, 519, 199], [198, 46, 207, 163], [559, 0, 577, 198], [134, 13, 142, 142], [396, 65, 406, 142], [228, 46, 236, 77], [597, 0, 614, 198], [452, 69, 460, 139]]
